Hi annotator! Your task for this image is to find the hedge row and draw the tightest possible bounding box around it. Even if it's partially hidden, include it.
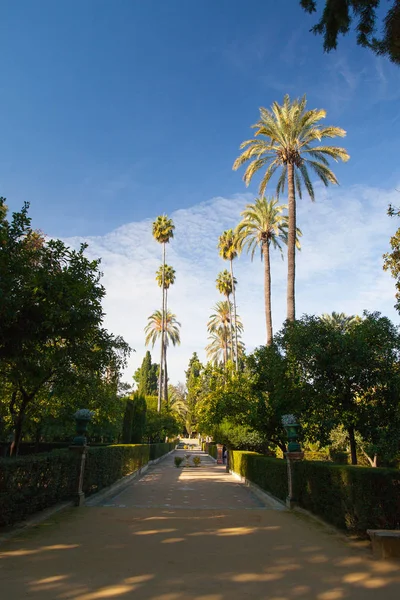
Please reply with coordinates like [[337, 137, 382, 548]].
[[209, 448, 400, 535], [0, 442, 176, 528], [228, 451, 288, 502], [294, 461, 400, 533]]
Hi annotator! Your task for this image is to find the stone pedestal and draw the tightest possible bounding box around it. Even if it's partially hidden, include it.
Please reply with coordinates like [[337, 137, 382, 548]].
[[284, 451, 304, 509], [216, 444, 224, 464], [69, 445, 88, 507]]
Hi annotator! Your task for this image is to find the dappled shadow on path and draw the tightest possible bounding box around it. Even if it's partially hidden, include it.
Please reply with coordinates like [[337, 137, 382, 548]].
[[0, 507, 399, 599]]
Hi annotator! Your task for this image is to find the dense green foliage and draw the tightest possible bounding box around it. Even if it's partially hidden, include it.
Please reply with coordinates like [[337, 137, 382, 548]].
[[300, 0, 400, 65], [0, 442, 175, 527], [133, 351, 158, 397], [294, 461, 400, 534], [0, 199, 130, 454], [198, 312, 400, 467]]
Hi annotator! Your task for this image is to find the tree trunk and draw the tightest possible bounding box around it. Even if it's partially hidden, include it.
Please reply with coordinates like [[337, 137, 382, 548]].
[[263, 243, 273, 345], [158, 243, 166, 412], [230, 259, 239, 370], [10, 389, 30, 457], [348, 426, 358, 465], [227, 293, 234, 364], [163, 341, 168, 406], [287, 162, 296, 322], [163, 288, 169, 405]]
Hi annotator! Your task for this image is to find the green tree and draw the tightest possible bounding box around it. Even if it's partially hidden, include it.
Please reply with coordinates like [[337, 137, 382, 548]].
[[279, 312, 400, 465], [218, 230, 240, 370], [156, 264, 176, 403], [136, 351, 158, 396], [300, 0, 400, 65], [185, 353, 203, 436], [233, 95, 349, 321], [215, 269, 236, 361], [236, 197, 297, 345], [130, 392, 147, 443], [0, 200, 130, 455], [152, 215, 175, 411]]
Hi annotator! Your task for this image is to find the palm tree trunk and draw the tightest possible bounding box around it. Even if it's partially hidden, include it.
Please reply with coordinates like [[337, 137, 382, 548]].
[[263, 243, 273, 345], [287, 163, 296, 321], [227, 293, 234, 364], [163, 340, 168, 407], [163, 288, 168, 405], [230, 259, 239, 370], [157, 243, 166, 412]]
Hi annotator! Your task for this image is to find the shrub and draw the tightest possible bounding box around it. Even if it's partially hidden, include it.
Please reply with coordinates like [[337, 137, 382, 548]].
[[174, 456, 184, 468], [294, 461, 400, 534], [192, 456, 201, 467], [229, 451, 288, 502]]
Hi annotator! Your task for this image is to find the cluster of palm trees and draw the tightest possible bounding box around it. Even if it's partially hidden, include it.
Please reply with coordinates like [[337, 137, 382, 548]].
[[206, 231, 244, 368], [227, 94, 349, 345], [145, 215, 181, 411]]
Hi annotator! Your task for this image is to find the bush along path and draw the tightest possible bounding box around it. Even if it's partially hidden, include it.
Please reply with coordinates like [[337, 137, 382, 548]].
[[1, 448, 400, 600]]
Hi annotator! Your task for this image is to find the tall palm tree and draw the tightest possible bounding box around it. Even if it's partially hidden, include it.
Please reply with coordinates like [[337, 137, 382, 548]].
[[155, 264, 176, 402], [218, 230, 240, 370], [144, 310, 181, 374], [236, 197, 301, 345], [216, 270, 236, 363], [233, 94, 349, 321], [152, 215, 175, 411], [206, 301, 243, 366]]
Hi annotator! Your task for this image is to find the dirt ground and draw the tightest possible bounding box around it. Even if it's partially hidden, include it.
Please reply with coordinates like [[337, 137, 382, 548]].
[[1, 449, 399, 600]]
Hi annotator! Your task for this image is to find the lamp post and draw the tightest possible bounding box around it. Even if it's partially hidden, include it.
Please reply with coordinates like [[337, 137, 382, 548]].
[[282, 414, 304, 509], [70, 409, 94, 506]]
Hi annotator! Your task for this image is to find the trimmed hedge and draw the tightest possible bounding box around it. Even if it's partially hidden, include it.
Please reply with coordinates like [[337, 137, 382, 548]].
[[229, 451, 288, 502], [294, 461, 400, 534], [83, 444, 150, 496], [0, 442, 176, 528], [0, 450, 78, 527], [208, 443, 218, 460], [149, 441, 176, 461]]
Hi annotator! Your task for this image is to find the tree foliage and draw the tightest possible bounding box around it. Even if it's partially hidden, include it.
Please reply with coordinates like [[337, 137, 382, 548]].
[[0, 199, 130, 454], [300, 0, 400, 65]]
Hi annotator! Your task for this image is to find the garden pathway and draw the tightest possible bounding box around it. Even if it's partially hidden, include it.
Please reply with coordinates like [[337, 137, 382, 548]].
[[1, 448, 400, 600]]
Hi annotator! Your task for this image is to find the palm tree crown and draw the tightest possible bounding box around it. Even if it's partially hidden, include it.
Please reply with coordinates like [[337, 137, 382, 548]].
[[233, 94, 349, 322], [236, 197, 295, 259], [218, 229, 238, 261], [152, 215, 175, 244], [232, 94, 349, 200], [321, 312, 358, 333], [156, 264, 176, 290], [145, 310, 181, 348], [216, 269, 236, 297], [206, 301, 243, 366]]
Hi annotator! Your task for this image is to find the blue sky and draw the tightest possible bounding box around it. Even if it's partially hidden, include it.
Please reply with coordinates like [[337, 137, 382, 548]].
[[1, 1, 400, 381]]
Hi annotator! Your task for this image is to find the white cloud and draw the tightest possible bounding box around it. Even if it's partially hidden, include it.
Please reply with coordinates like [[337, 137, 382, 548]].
[[64, 184, 400, 384]]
